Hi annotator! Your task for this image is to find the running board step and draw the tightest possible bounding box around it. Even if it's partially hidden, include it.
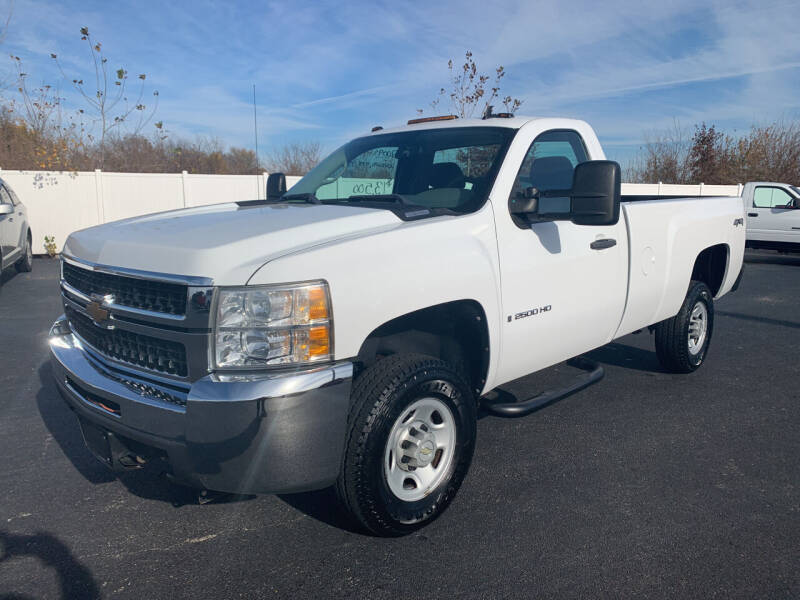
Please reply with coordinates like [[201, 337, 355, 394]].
[[482, 357, 605, 418]]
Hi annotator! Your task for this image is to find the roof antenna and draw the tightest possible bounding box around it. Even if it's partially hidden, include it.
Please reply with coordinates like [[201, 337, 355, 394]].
[[482, 105, 494, 120], [253, 84, 260, 198]]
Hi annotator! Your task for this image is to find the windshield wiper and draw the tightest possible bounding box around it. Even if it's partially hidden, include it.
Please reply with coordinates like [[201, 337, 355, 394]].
[[281, 192, 321, 204], [344, 194, 410, 205], [334, 194, 436, 220]]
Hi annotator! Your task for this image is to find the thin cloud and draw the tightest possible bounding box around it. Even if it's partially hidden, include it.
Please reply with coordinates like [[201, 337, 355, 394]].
[[292, 84, 399, 109]]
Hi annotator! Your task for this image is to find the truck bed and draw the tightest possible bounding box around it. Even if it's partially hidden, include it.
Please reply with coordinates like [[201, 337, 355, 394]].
[[614, 195, 745, 338]]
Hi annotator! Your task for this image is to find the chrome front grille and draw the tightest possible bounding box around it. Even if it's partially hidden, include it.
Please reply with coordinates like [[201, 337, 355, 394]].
[[66, 306, 189, 377], [63, 261, 188, 316], [60, 256, 214, 382]]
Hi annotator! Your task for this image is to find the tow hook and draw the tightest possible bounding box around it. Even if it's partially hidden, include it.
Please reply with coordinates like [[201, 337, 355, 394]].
[[117, 455, 146, 469]]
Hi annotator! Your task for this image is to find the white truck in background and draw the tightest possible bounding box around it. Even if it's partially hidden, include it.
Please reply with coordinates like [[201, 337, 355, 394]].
[[49, 115, 745, 536], [742, 182, 800, 252]]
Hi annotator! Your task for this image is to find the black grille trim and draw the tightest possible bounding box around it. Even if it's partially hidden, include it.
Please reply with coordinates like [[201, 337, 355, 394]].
[[63, 262, 188, 316], [66, 306, 188, 377], [66, 377, 121, 415], [84, 353, 188, 408]]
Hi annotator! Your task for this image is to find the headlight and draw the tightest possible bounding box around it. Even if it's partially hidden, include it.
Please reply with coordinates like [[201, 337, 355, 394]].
[[212, 281, 332, 369]]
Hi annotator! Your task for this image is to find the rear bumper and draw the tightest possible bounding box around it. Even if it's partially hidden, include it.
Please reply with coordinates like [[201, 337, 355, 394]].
[[48, 315, 353, 494]]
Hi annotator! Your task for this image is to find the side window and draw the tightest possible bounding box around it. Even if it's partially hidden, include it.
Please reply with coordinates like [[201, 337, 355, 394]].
[[754, 187, 794, 208], [0, 186, 12, 206], [510, 130, 588, 214], [770, 188, 793, 208]]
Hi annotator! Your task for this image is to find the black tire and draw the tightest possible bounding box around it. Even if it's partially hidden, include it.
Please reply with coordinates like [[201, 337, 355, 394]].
[[336, 353, 477, 536], [15, 231, 32, 273], [654, 280, 714, 373]]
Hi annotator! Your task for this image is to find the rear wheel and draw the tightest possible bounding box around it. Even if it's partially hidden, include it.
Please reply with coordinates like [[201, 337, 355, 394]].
[[15, 231, 32, 273], [336, 353, 477, 536], [654, 280, 714, 373]]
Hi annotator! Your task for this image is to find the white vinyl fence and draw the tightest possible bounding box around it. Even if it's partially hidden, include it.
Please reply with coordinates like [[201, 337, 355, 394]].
[[0, 169, 302, 253], [0, 168, 740, 254]]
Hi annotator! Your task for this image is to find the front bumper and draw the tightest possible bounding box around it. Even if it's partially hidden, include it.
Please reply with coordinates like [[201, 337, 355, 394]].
[[48, 315, 353, 494]]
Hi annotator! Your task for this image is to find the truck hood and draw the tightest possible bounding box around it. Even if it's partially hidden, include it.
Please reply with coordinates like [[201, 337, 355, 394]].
[[63, 202, 402, 285]]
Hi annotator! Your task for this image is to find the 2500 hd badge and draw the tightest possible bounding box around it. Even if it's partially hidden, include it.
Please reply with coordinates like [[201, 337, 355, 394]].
[[510, 304, 552, 321]]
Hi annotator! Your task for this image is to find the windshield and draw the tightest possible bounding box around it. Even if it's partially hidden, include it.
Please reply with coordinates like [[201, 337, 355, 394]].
[[792, 186, 800, 197], [288, 127, 515, 214]]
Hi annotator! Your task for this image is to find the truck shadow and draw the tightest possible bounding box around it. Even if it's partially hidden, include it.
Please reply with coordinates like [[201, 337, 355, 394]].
[[744, 250, 800, 266], [476, 343, 663, 420], [0, 529, 100, 599], [277, 488, 364, 534], [34, 361, 244, 508], [35, 361, 116, 486], [715, 310, 800, 330], [584, 342, 664, 373]]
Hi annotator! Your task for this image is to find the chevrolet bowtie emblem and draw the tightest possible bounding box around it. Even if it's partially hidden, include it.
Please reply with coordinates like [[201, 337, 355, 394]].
[[86, 294, 114, 329]]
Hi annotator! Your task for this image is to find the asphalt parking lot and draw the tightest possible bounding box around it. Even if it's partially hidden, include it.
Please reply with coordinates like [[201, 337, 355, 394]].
[[1, 251, 798, 599]]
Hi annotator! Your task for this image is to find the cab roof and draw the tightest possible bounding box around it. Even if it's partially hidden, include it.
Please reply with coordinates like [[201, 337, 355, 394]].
[[365, 116, 588, 137]]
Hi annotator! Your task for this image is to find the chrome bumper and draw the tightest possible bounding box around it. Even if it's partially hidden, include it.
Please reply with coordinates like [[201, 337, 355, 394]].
[[48, 315, 353, 494]]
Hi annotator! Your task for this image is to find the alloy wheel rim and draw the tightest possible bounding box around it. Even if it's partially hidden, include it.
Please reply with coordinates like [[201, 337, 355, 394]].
[[687, 301, 708, 355], [383, 396, 456, 502]]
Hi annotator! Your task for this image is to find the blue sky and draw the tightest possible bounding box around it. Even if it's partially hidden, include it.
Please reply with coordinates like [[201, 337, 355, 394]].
[[2, 0, 800, 166]]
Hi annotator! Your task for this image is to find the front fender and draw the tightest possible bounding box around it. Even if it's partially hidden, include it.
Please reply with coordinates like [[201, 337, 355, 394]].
[[248, 206, 503, 391]]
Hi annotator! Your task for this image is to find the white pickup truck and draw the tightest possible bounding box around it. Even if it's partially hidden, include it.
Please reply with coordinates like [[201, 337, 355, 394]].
[[49, 115, 745, 535], [742, 181, 800, 251]]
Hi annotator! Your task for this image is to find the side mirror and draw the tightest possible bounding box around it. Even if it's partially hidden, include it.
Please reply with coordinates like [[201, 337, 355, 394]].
[[0, 203, 13, 215], [266, 172, 287, 200], [509, 187, 540, 216], [570, 160, 621, 226]]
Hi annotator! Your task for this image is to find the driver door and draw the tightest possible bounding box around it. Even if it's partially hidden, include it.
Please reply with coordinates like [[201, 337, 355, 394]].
[[493, 128, 628, 385]]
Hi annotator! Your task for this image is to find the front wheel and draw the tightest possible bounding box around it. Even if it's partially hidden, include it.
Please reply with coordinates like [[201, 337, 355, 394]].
[[336, 353, 477, 536], [654, 280, 714, 373]]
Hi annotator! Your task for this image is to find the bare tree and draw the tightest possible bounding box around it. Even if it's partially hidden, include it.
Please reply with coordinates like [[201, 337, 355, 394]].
[[51, 26, 160, 168], [686, 123, 727, 184], [723, 121, 800, 184], [628, 119, 800, 184], [420, 51, 523, 118], [264, 141, 322, 175], [4, 55, 90, 170], [627, 121, 690, 184], [225, 147, 259, 174]]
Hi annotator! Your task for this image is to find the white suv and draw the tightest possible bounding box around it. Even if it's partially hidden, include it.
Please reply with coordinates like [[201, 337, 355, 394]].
[[0, 179, 33, 290]]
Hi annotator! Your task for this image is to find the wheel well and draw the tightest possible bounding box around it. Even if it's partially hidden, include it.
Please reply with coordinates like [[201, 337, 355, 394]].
[[356, 300, 490, 396], [691, 244, 728, 296]]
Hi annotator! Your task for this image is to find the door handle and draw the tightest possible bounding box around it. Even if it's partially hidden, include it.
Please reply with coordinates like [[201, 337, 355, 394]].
[[748, 212, 758, 217], [590, 238, 617, 250]]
